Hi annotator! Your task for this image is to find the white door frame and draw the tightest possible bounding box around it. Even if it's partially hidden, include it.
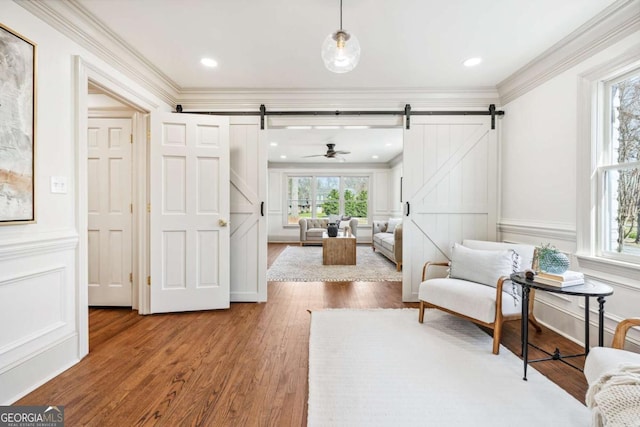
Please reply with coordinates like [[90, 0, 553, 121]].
[[74, 56, 160, 357]]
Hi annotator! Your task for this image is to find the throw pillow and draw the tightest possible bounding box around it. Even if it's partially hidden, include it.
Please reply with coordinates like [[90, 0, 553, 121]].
[[339, 220, 351, 230], [387, 218, 402, 233], [449, 243, 517, 288], [328, 215, 341, 223]]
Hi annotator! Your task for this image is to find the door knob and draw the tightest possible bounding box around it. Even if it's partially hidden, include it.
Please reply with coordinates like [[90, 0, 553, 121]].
[[218, 219, 228, 227]]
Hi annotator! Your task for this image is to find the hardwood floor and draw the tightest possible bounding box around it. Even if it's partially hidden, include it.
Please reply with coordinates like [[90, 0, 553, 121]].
[[17, 243, 587, 426]]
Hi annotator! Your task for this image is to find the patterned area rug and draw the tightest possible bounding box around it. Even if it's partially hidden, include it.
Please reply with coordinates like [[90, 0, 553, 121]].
[[267, 245, 402, 282]]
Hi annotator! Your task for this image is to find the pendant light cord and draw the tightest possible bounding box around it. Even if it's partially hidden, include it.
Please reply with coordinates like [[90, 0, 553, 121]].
[[339, 0, 343, 30]]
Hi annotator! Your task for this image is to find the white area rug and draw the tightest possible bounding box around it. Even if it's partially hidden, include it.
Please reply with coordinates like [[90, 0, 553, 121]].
[[266, 245, 402, 282], [308, 309, 589, 426]]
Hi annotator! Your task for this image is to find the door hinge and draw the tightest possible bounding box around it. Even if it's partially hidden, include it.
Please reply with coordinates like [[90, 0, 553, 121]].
[[147, 276, 151, 286], [130, 203, 133, 214], [147, 203, 151, 213], [147, 130, 151, 142], [130, 133, 133, 144], [129, 272, 133, 283]]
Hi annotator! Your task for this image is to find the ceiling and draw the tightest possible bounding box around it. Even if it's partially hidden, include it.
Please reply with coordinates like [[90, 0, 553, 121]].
[[75, 0, 616, 91], [267, 127, 403, 164], [75, 0, 617, 164]]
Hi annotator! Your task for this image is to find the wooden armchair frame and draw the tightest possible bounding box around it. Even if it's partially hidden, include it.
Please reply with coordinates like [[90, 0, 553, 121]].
[[611, 318, 640, 349], [418, 261, 541, 354]]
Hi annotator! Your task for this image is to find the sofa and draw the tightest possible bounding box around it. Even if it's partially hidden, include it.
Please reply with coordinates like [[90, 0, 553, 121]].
[[299, 218, 358, 245], [371, 219, 403, 271]]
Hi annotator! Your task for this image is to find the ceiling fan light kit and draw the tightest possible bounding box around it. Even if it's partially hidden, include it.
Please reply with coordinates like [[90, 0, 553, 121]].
[[321, 0, 360, 73]]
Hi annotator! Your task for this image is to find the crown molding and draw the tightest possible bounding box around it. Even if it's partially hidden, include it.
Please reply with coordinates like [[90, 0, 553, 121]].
[[497, 0, 640, 106], [175, 87, 500, 111], [16, 0, 179, 106]]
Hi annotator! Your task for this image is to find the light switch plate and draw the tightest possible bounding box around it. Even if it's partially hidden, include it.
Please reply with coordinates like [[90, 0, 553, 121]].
[[50, 176, 68, 194]]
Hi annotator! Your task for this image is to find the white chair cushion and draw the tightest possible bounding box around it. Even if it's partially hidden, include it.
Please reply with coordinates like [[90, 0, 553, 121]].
[[419, 278, 521, 324], [584, 347, 640, 385], [449, 243, 516, 288]]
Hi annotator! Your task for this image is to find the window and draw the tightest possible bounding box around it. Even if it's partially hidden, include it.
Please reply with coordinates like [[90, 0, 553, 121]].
[[597, 70, 640, 262], [286, 175, 370, 225], [287, 176, 312, 224]]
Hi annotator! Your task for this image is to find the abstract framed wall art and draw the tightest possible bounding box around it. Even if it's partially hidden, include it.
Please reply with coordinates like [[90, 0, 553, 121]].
[[0, 23, 36, 224]]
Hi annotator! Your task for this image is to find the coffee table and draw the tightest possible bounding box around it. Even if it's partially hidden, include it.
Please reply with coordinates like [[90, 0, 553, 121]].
[[322, 233, 356, 265]]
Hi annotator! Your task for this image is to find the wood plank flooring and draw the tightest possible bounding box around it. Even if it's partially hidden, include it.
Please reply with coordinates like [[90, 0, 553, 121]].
[[17, 243, 587, 426]]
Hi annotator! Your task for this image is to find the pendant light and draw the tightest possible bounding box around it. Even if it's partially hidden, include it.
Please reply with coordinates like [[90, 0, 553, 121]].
[[321, 0, 360, 73]]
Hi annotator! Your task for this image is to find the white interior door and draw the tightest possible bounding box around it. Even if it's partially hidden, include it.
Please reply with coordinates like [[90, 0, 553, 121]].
[[402, 116, 497, 301], [149, 112, 230, 313], [230, 117, 267, 302], [87, 117, 133, 306]]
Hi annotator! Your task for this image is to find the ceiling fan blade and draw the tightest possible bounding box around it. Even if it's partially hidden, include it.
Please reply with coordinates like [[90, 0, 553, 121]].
[[334, 150, 351, 155], [302, 154, 326, 158]]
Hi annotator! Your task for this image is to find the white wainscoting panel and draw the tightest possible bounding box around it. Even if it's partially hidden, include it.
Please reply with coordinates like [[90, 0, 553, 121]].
[[499, 226, 640, 354], [0, 231, 78, 404], [0, 267, 67, 350]]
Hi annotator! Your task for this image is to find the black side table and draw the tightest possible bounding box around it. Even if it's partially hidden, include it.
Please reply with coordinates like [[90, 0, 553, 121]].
[[510, 272, 614, 381]]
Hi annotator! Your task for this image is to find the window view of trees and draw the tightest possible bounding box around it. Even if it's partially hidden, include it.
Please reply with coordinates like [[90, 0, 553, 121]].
[[343, 176, 368, 223], [605, 73, 639, 256], [287, 175, 369, 225]]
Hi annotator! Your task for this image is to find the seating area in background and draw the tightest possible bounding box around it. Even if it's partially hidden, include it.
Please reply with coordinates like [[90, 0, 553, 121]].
[[585, 317, 640, 426], [418, 240, 541, 354], [371, 219, 403, 271], [299, 217, 358, 245]]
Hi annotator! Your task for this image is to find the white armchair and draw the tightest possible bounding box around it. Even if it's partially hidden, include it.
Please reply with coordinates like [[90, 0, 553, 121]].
[[585, 318, 640, 426], [418, 240, 541, 354]]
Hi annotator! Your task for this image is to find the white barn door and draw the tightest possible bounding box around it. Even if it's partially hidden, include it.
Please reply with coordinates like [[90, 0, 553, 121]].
[[149, 112, 230, 313], [87, 117, 133, 306], [402, 116, 497, 301], [230, 117, 267, 302]]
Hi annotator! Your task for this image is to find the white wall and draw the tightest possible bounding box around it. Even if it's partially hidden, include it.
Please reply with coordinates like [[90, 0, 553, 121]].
[[267, 162, 402, 243], [0, 2, 171, 403], [500, 31, 640, 352]]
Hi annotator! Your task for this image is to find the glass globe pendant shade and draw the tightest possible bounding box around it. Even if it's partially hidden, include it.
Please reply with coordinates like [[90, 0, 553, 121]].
[[321, 30, 360, 73]]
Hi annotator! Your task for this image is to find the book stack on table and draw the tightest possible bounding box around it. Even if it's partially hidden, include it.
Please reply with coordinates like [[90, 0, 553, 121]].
[[535, 270, 585, 287]]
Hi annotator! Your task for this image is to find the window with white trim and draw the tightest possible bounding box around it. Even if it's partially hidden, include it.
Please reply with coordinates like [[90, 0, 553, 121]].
[[597, 70, 640, 262], [286, 175, 370, 225]]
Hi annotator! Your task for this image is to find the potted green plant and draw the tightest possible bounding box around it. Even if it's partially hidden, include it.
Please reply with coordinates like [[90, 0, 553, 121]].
[[535, 243, 570, 274]]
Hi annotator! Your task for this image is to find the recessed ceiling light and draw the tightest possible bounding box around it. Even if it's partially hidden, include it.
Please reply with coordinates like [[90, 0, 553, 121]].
[[385, 143, 392, 147], [372, 155, 379, 159], [286, 126, 312, 130], [280, 155, 287, 159], [463, 57, 482, 67], [270, 142, 278, 146], [201, 57, 218, 68]]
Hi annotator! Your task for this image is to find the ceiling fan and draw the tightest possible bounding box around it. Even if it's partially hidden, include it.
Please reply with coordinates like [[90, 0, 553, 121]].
[[302, 143, 351, 159]]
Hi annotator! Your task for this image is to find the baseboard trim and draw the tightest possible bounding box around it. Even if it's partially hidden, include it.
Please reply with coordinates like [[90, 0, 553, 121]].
[[1, 333, 79, 404]]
